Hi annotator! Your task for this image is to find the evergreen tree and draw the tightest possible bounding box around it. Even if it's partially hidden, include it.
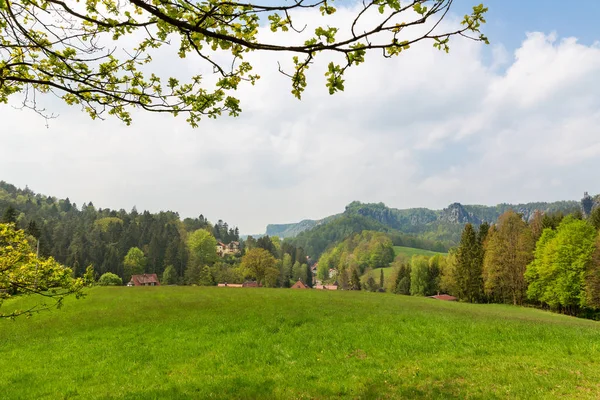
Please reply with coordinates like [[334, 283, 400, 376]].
[[2, 205, 18, 223], [379, 268, 384, 290], [339, 265, 349, 290], [26, 220, 41, 239], [305, 264, 313, 288], [366, 275, 377, 292], [455, 223, 484, 303], [350, 268, 361, 291]]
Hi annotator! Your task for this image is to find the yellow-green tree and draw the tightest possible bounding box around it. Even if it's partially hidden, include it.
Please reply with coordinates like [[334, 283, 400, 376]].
[[188, 229, 218, 267], [240, 248, 276, 284], [0, 1, 488, 126], [0, 223, 84, 318], [483, 211, 535, 305], [525, 217, 597, 313], [123, 247, 147, 282]]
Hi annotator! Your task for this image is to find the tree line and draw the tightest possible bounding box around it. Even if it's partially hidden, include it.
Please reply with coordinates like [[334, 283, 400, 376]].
[[0, 181, 239, 284], [382, 206, 600, 319]]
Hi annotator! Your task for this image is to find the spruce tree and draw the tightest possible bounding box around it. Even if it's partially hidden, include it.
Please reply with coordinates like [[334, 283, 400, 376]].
[[455, 223, 484, 303], [2, 205, 18, 224], [350, 268, 361, 291], [380, 268, 384, 290], [305, 264, 313, 288]]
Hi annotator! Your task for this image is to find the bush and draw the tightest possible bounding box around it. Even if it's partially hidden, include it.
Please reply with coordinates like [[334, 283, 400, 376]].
[[98, 272, 123, 286]]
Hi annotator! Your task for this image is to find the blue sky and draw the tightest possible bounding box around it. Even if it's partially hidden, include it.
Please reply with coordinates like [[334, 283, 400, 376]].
[[1, 1, 600, 234], [455, 0, 600, 49]]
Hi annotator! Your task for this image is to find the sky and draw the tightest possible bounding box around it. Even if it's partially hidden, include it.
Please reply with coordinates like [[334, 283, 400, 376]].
[[2, 0, 600, 234]]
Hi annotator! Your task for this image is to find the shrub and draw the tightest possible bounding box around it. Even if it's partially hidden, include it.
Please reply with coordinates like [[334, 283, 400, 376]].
[[98, 273, 123, 286]]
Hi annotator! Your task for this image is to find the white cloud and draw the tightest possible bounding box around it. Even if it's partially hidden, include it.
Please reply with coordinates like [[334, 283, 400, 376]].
[[2, 6, 600, 233]]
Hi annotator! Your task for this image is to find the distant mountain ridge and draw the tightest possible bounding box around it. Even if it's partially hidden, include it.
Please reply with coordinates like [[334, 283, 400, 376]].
[[266, 199, 583, 239]]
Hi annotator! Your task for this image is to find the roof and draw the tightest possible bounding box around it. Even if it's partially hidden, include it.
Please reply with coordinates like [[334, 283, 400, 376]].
[[130, 274, 160, 286], [291, 280, 308, 289], [429, 294, 457, 301]]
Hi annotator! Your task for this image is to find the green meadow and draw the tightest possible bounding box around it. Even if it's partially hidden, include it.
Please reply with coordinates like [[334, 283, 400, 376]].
[[393, 246, 447, 259], [2, 287, 600, 399]]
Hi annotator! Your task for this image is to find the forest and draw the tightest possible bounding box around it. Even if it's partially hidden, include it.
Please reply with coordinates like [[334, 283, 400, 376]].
[[2, 180, 600, 319]]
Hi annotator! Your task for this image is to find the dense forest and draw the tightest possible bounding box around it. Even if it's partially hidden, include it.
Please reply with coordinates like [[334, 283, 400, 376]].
[[0, 181, 240, 281]]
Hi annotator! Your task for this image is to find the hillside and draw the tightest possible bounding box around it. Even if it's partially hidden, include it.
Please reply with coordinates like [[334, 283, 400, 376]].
[[0, 180, 240, 280], [284, 199, 584, 259], [2, 287, 600, 399]]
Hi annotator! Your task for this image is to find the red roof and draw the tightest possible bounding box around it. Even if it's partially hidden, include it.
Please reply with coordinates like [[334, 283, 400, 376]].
[[130, 274, 160, 286], [291, 280, 308, 289], [429, 294, 457, 301]]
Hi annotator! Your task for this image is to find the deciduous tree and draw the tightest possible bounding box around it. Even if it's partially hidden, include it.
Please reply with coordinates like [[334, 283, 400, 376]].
[[0, 1, 488, 126], [123, 246, 146, 282], [526, 217, 597, 313], [240, 248, 276, 284], [188, 229, 218, 267], [0, 223, 84, 318]]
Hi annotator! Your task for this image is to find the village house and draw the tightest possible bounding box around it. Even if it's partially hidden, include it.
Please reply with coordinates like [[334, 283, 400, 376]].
[[314, 284, 338, 290], [216, 241, 241, 257], [127, 274, 160, 287], [291, 280, 308, 289]]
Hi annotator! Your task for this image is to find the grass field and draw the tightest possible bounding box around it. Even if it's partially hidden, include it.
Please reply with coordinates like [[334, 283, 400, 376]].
[[393, 246, 447, 259], [2, 287, 600, 399]]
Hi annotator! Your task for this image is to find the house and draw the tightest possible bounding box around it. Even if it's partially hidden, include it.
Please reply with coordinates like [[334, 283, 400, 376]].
[[217, 283, 243, 288], [428, 294, 457, 301], [242, 281, 260, 288], [314, 284, 338, 290], [216, 241, 241, 257], [128, 274, 160, 287], [291, 280, 308, 289], [328, 268, 338, 278]]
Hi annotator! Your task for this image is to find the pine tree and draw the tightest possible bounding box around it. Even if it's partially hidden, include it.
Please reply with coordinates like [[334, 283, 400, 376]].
[[339, 265, 349, 290], [305, 264, 313, 288], [350, 268, 361, 290], [379, 268, 384, 290], [455, 223, 484, 303], [2, 205, 18, 223]]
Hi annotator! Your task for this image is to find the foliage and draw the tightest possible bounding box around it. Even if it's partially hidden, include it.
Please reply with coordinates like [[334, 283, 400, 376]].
[[162, 265, 177, 285], [0, 1, 488, 126], [187, 229, 218, 268], [198, 266, 215, 286], [0, 223, 84, 318], [240, 248, 277, 284], [0, 181, 240, 284], [316, 230, 394, 277], [525, 217, 597, 312], [123, 247, 147, 282], [454, 223, 485, 302], [439, 249, 458, 296], [97, 272, 123, 286], [483, 211, 534, 305], [409, 256, 430, 296], [350, 268, 361, 291]]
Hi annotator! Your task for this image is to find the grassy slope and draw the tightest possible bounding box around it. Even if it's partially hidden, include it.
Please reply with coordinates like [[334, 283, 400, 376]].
[[1, 287, 600, 399], [394, 246, 447, 258]]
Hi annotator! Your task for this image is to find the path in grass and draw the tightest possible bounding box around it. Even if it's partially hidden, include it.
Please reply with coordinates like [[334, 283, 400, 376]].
[[1, 287, 600, 399]]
